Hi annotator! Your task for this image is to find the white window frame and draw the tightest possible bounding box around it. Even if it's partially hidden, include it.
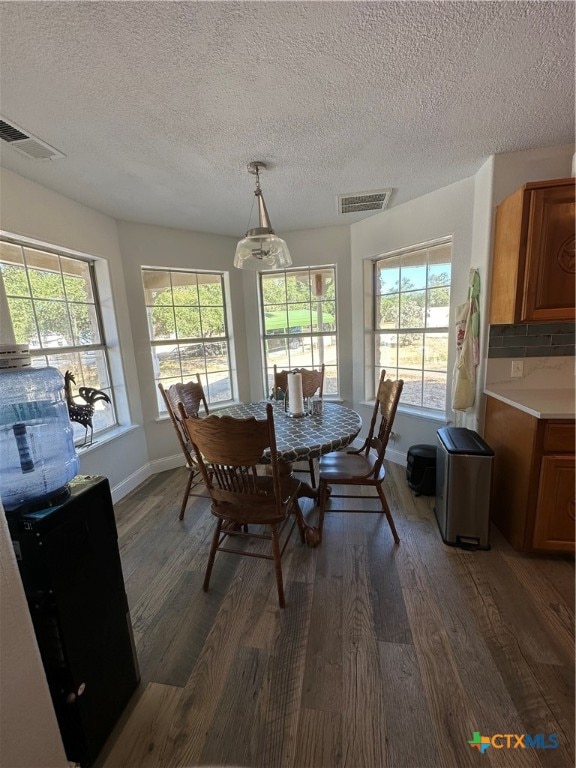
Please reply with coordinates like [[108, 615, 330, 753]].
[[258, 265, 339, 397], [142, 267, 235, 410], [372, 237, 452, 413], [0, 234, 117, 444]]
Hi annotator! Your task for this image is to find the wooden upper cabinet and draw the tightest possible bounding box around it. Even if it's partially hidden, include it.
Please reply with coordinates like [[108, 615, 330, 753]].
[[489, 178, 575, 324]]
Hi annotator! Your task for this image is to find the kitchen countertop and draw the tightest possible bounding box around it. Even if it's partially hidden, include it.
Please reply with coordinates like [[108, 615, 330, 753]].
[[484, 387, 575, 419]]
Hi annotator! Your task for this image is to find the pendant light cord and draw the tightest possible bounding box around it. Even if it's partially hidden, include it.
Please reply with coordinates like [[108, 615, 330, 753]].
[[244, 191, 256, 233]]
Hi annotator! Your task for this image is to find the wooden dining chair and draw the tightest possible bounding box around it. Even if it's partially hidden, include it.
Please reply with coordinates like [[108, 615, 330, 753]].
[[158, 375, 209, 520], [181, 402, 305, 608], [316, 370, 404, 544], [273, 363, 325, 487]]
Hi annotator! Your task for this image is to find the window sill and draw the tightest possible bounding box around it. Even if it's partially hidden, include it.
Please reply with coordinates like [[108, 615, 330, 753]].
[[75, 424, 139, 454], [359, 401, 447, 422], [397, 404, 447, 422]]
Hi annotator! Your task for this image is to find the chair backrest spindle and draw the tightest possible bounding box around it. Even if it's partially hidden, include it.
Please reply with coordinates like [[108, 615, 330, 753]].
[[158, 375, 211, 519], [366, 371, 403, 476], [159, 375, 209, 463], [182, 403, 283, 511], [273, 364, 325, 400]]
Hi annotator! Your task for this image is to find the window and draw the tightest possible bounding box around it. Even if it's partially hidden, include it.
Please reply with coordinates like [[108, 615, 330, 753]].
[[142, 269, 233, 409], [260, 266, 338, 396], [0, 238, 116, 442], [374, 240, 451, 411]]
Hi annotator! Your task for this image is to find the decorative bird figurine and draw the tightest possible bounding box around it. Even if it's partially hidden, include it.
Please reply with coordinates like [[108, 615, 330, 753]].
[[64, 370, 111, 446]]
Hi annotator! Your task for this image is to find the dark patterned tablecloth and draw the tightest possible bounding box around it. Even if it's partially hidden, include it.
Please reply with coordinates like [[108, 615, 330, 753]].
[[218, 401, 362, 464]]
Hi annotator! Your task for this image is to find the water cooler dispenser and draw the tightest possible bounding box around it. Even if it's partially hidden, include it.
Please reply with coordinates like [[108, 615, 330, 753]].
[[0, 344, 78, 511], [1, 347, 139, 766], [5, 475, 140, 766]]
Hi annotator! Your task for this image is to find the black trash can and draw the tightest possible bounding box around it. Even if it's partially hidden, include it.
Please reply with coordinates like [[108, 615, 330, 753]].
[[406, 444, 437, 496]]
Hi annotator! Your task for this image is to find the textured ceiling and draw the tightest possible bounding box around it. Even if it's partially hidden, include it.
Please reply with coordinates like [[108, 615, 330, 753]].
[[0, 1, 574, 237]]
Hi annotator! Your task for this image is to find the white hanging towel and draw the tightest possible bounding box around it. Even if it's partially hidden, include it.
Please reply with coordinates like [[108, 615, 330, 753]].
[[451, 269, 480, 411]]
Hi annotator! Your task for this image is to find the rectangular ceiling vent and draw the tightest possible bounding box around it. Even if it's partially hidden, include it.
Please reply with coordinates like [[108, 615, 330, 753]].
[[0, 117, 65, 160], [337, 188, 392, 215]]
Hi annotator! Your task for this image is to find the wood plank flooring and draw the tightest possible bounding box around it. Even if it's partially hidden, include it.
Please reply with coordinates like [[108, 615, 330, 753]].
[[96, 463, 575, 768]]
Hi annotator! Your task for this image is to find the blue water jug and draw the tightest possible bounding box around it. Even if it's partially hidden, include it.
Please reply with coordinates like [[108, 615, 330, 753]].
[[0, 346, 79, 511]]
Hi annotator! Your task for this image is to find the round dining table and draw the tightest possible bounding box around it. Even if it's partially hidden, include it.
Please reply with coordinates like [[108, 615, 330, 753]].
[[218, 400, 361, 471], [218, 401, 362, 546]]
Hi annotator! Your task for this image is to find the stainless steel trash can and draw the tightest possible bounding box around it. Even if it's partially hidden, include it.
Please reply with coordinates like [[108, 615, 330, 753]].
[[435, 427, 494, 550]]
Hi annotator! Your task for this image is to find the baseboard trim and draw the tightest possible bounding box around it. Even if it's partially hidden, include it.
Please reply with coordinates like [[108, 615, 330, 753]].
[[110, 465, 150, 503], [385, 447, 407, 466], [149, 454, 185, 474], [110, 449, 406, 503], [349, 437, 405, 467], [110, 453, 183, 503]]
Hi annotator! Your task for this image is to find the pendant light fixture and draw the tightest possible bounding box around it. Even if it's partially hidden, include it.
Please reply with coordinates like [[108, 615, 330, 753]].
[[234, 161, 291, 270]]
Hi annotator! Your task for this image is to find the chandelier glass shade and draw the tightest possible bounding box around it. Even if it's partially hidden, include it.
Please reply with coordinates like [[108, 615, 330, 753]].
[[234, 162, 291, 270]]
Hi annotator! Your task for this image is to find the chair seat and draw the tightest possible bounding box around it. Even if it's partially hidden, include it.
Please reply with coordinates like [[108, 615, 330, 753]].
[[319, 450, 386, 483], [316, 372, 403, 547], [210, 475, 300, 525]]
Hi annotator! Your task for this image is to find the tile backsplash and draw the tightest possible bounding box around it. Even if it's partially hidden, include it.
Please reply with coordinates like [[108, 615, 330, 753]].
[[488, 322, 575, 358]]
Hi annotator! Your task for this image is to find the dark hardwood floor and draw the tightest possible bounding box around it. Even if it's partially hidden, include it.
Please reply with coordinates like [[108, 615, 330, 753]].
[[96, 462, 575, 768]]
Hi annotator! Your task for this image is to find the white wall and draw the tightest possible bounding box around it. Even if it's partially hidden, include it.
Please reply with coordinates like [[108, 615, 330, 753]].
[[2, 144, 572, 474], [116, 222, 352, 465], [240, 225, 352, 403], [492, 143, 574, 205], [115, 221, 242, 466], [0, 168, 148, 494], [0, 170, 352, 480], [350, 177, 476, 458], [466, 155, 495, 432], [348, 143, 575, 456]]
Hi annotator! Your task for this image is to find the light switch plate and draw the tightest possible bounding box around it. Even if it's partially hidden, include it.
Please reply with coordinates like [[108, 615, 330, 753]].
[[511, 360, 524, 378]]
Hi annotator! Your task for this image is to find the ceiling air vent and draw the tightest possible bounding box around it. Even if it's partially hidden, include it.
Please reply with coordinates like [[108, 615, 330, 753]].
[[337, 188, 392, 215], [0, 117, 65, 160]]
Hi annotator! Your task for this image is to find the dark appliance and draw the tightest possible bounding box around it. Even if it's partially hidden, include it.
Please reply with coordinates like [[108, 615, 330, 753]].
[[5, 475, 139, 767], [434, 427, 494, 550], [406, 444, 437, 496]]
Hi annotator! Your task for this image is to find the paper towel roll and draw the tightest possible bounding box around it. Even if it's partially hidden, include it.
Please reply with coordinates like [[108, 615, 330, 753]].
[[287, 371, 305, 416]]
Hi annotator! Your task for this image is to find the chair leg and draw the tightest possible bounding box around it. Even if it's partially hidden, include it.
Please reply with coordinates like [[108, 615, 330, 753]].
[[308, 457, 316, 488], [270, 525, 285, 608], [179, 469, 196, 520], [317, 479, 329, 543], [292, 499, 306, 543], [377, 484, 400, 544], [203, 518, 223, 592]]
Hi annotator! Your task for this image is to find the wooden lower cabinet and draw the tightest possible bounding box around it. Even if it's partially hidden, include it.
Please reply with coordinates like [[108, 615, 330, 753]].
[[533, 456, 576, 551], [484, 396, 575, 553]]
